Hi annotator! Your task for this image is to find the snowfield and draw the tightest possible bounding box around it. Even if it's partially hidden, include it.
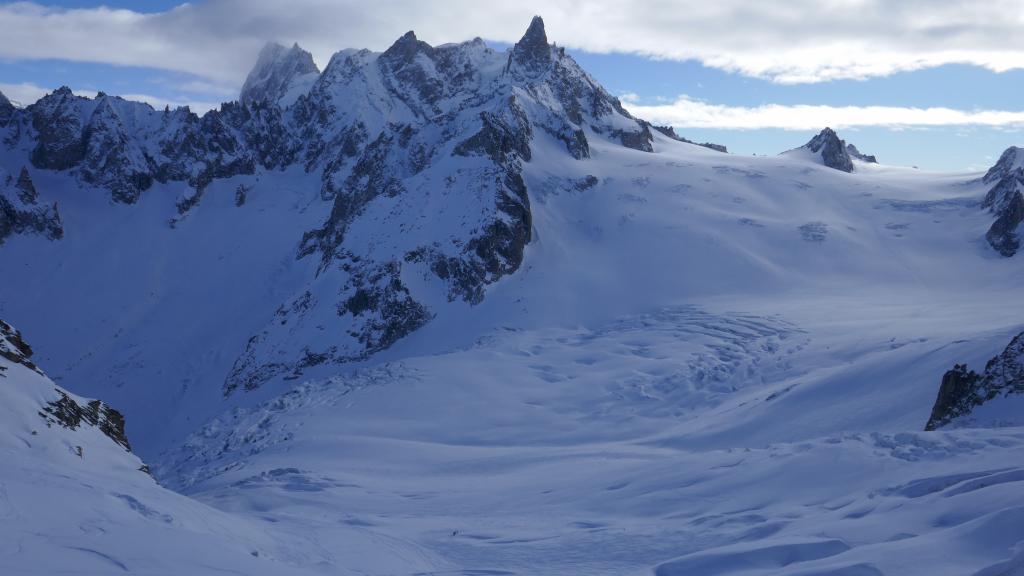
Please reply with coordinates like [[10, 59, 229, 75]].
[[2, 18, 1024, 576]]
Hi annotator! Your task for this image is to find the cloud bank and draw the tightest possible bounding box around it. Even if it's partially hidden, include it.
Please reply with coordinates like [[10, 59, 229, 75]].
[[623, 95, 1024, 131], [2, 0, 1024, 89]]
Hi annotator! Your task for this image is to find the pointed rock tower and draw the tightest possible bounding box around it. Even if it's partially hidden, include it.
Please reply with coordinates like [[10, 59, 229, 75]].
[[240, 42, 320, 107], [507, 16, 553, 77]]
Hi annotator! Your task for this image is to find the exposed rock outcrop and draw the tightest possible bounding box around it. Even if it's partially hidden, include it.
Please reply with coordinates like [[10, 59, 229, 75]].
[[792, 128, 854, 173], [0, 166, 63, 244], [0, 319, 133, 452], [846, 143, 877, 164], [980, 147, 1024, 256], [0, 89, 13, 125], [651, 124, 728, 153], [926, 332, 1024, 430]]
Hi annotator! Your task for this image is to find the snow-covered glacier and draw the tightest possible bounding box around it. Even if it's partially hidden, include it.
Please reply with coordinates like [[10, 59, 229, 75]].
[[1, 16, 1024, 576]]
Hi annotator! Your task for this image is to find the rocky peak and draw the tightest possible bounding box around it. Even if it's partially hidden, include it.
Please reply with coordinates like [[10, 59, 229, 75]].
[[979, 146, 1024, 256], [0, 89, 13, 124], [508, 16, 553, 77], [799, 127, 854, 173], [382, 31, 435, 64], [846, 143, 877, 164], [983, 146, 1024, 185], [240, 41, 320, 107]]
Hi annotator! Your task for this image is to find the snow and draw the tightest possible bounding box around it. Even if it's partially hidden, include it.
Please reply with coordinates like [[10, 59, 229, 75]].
[[2, 27, 1024, 576]]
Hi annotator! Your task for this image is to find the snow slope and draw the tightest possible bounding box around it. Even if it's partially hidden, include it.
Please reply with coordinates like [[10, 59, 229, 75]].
[[1, 16, 1024, 576]]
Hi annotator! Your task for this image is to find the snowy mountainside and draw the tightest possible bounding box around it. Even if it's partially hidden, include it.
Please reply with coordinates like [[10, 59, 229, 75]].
[[0, 320, 339, 576], [1, 15, 1024, 576]]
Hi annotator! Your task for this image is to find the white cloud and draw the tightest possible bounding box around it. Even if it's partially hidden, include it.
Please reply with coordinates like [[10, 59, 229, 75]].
[[625, 96, 1024, 130], [0, 82, 64, 106], [1, 0, 1024, 89]]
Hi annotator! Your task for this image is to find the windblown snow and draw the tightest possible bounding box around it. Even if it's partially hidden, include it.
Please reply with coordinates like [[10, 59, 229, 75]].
[[1, 16, 1023, 576]]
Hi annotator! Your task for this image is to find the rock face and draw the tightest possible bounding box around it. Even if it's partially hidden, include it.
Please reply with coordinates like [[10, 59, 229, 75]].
[[0, 166, 63, 244], [0, 319, 133, 452], [1, 86, 297, 204], [239, 42, 320, 107], [795, 128, 854, 172], [0, 90, 13, 125], [980, 147, 1024, 256], [846, 143, 877, 164], [926, 332, 1024, 430]]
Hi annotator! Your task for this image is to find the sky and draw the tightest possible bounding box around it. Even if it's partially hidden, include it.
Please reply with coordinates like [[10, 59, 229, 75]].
[[1, 0, 1023, 171]]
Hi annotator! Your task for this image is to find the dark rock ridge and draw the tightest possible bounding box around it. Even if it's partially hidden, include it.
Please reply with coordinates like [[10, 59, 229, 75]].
[[794, 128, 854, 173], [0, 89, 13, 125], [2, 87, 296, 204], [240, 42, 320, 106], [926, 331, 1024, 430], [846, 143, 877, 164], [651, 124, 728, 153], [980, 147, 1024, 256], [0, 319, 39, 374], [0, 166, 63, 244], [0, 319, 132, 452]]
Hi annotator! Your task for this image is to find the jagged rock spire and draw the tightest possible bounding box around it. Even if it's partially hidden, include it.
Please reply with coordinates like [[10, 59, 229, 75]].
[[15, 167, 37, 204], [240, 41, 320, 106], [508, 16, 552, 76], [382, 30, 435, 63]]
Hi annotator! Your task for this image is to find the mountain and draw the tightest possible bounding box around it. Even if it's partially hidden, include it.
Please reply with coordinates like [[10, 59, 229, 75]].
[[240, 42, 321, 107], [3, 16, 1024, 576], [783, 127, 854, 172]]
